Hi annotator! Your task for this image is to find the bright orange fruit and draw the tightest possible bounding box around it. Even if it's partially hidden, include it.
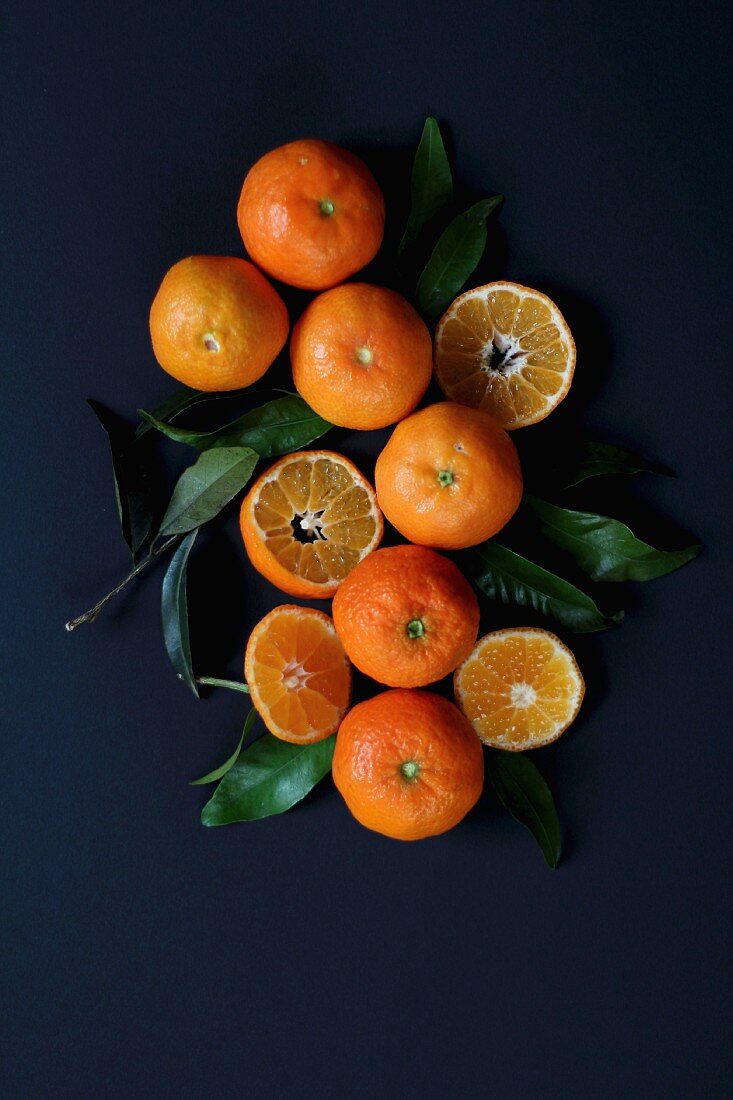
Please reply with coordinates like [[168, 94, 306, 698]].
[[245, 605, 352, 744], [374, 401, 523, 549], [332, 545, 479, 687], [434, 281, 576, 428], [332, 689, 484, 841], [240, 450, 383, 599], [237, 139, 385, 290], [290, 283, 432, 430], [149, 255, 288, 391], [454, 628, 584, 750]]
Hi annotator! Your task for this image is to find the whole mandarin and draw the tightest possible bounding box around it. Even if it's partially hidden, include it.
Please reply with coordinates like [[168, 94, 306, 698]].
[[290, 283, 432, 430], [237, 139, 385, 290], [149, 255, 288, 391], [332, 544, 479, 687], [374, 402, 523, 549], [332, 689, 484, 841]]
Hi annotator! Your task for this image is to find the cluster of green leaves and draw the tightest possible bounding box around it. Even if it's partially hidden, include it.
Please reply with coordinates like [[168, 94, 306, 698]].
[[400, 117, 504, 319], [78, 388, 340, 827], [74, 117, 701, 868]]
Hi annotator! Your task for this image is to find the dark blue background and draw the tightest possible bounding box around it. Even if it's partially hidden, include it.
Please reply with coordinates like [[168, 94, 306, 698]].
[[3, 2, 731, 1096]]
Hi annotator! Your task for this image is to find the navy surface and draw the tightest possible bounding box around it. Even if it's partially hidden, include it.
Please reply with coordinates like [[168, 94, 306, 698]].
[[2, 2, 731, 1096]]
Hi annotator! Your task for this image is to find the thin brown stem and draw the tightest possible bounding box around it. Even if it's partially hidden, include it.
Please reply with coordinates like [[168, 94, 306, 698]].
[[65, 536, 181, 632]]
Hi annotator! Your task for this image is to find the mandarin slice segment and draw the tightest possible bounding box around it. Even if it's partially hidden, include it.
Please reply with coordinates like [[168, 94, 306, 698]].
[[454, 628, 584, 750], [434, 282, 576, 429], [245, 605, 352, 744], [241, 450, 383, 598]]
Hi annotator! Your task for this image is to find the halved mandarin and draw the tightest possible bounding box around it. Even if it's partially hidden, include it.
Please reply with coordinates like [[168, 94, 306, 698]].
[[454, 628, 584, 750], [245, 605, 352, 743], [434, 282, 576, 429], [240, 450, 383, 598]]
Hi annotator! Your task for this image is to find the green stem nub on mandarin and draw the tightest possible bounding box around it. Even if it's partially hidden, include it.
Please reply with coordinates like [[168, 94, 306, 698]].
[[406, 618, 425, 639], [400, 760, 421, 782], [319, 198, 335, 216], [437, 469, 454, 487]]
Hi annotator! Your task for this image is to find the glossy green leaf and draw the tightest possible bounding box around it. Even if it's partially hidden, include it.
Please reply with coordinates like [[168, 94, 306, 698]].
[[139, 394, 331, 457], [488, 751, 561, 869], [88, 400, 155, 561], [189, 709, 257, 786], [134, 385, 253, 438], [201, 733, 335, 825], [156, 446, 258, 538], [525, 495, 701, 582], [416, 195, 503, 317], [398, 117, 453, 254], [473, 542, 622, 632], [559, 441, 673, 488], [161, 530, 198, 696]]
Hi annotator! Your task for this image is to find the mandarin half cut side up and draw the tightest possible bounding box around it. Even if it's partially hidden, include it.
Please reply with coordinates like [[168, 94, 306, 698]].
[[454, 628, 584, 750], [245, 605, 352, 744], [240, 450, 383, 599], [434, 281, 576, 428]]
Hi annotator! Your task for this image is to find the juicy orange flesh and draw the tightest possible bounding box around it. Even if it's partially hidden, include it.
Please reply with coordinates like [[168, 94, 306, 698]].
[[458, 632, 581, 747], [250, 611, 350, 738], [253, 456, 378, 586], [438, 289, 572, 427]]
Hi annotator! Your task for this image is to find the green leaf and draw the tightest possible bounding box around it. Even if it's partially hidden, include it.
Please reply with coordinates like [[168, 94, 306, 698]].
[[189, 709, 258, 786], [134, 385, 253, 438], [88, 400, 155, 561], [196, 676, 250, 694], [416, 195, 503, 318], [525, 495, 701, 583], [161, 530, 198, 696], [559, 441, 673, 488], [157, 446, 258, 538], [139, 394, 331, 457], [398, 117, 453, 254], [472, 542, 622, 632], [201, 733, 335, 825], [488, 751, 561, 869]]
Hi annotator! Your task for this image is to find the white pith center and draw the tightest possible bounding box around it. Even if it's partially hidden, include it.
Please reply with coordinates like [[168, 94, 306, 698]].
[[297, 509, 326, 540], [483, 330, 527, 378], [282, 659, 311, 691], [510, 682, 537, 708]]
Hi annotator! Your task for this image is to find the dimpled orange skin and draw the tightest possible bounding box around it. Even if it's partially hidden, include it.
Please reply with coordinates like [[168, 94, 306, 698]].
[[332, 690, 484, 841], [332, 545, 480, 687], [290, 283, 432, 430], [237, 139, 385, 290], [374, 402, 523, 549], [149, 256, 289, 391]]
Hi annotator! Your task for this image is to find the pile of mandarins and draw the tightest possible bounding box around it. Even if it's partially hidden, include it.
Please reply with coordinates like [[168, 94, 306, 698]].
[[149, 139, 584, 842]]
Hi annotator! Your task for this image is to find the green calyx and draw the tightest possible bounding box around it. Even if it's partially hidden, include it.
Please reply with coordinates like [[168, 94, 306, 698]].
[[406, 618, 425, 639], [319, 198, 335, 216], [400, 760, 421, 782], [437, 469, 454, 487]]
